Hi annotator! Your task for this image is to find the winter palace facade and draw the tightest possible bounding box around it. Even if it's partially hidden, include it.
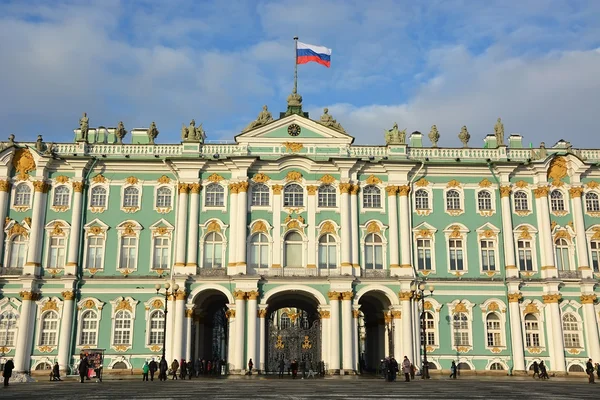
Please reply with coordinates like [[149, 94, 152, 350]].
[[0, 94, 599, 376]]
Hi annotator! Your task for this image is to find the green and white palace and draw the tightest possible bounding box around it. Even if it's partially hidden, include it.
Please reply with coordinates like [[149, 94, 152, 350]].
[[0, 92, 599, 377]]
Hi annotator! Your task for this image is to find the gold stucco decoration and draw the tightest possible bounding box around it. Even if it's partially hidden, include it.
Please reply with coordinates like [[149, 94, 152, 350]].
[[449, 225, 463, 238], [542, 294, 562, 304], [399, 291, 413, 301], [447, 179, 461, 188], [12, 148, 36, 180], [272, 184, 283, 195], [339, 183, 352, 194], [113, 345, 128, 352], [157, 175, 171, 184], [452, 302, 468, 314], [283, 142, 304, 153], [523, 303, 539, 314], [456, 346, 470, 353], [591, 227, 600, 240], [423, 301, 433, 310], [553, 229, 571, 242], [258, 309, 268, 318], [417, 229, 432, 238], [320, 221, 335, 235], [206, 220, 221, 233], [51, 221, 65, 236], [350, 184, 360, 195], [207, 173, 224, 183], [518, 226, 532, 240], [238, 182, 249, 193], [306, 185, 318, 195], [41, 299, 59, 312], [8, 223, 28, 238], [88, 226, 104, 236], [252, 173, 270, 183], [398, 185, 410, 197], [319, 174, 336, 184], [189, 183, 201, 193], [72, 181, 84, 193], [507, 293, 522, 303], [479, 229, 496, 239], [0, 180, 10, 193], [487, 302, 499, 312], [327, 291, 341, 300], [151, 299, 164, 309], [285, 171, 303, 182], [286, 220, 300, 230], [83, 299, 96, 309], [33, 180, 49, 193], [122, 222, 137, 237], [246, 290, 260, 300], [548, 156, 568, 186], [92, 174, 107, 184], [366, 221, 381, 234], [533, 186, 550, 198], [38, 346, 55, 353], [55, 175, 69, 184], [479, 178, 492, 188], [115, 299, 133, 312], [366, 175, 382, 185], [61, 291, 75, 300], [125, 176, 139, 185], [385, 185, 398, 196], [152, 227, 169, 237], [251, 221, 267, 234], [500, 186, 512, 198], [586, 181, 599, 189], [515, 180, 529, 188], [319, 310, 330, 319], [415, 178, 429, 187], [233, 290, 246, 300], [569, 186, 584, 198]]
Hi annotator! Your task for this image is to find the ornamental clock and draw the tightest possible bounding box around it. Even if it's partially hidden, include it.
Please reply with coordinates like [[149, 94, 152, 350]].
[[287, 124, 301, 137]]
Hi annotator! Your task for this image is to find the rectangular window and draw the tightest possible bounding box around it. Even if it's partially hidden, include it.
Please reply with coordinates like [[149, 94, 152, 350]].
[[449, 239, 464, 270], [48, 237, 66, 268], [153, 237, 170, 269], [518, 240, 533, 271], [453, 331, 469, 346], [480, 240, 496, 271], [120, 237, 137, 269], [417, 239, 432, 270], [591, 241, 600, 272], [564, 333, 580, 348], [87, 236, 104, 269], [80, 319, 98, 346]]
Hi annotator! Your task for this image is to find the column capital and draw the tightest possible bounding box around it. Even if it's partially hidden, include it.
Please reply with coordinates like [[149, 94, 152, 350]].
[[319, 310, 330, 319], [534, 186, 550, 198], [226, 309, 236, 319], [19, 291, 40, 301], [353, 310, 361, 318], [0, 179, 11, 192], [341, 291, 354, 300], [542, 293, 562, 304], [327, 291, 341, 300], [350, 184, 360, 195], [580, 294, 597, 304], [339, 183, 352, 194], [174, 290, 187, 301], [399, 291, 413, 301], [385, 185, 398, 196], [500, 185, 512, 198], [72, 181, 84, 193], [391, 310, 402, 319], [178, 183, 190, 194], [237, 181, 249, 193], [258, 309, 268, 318], [228, 182, 239, 194], [61, 290, 75, 300], [33, 180, 49, 193], [569, 186, 584, 198], [233, 290, 246, 300], [306, 185, 318, 195], [190, 183, 202, 194], [398, 185, 410, 197], [272, 184, 283, 195], [507, 292, 523, 303], [246, 290, 260, 300]]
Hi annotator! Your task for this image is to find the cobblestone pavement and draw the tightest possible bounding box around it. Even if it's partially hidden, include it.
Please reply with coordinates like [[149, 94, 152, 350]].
[[2, 375, 598, 399]]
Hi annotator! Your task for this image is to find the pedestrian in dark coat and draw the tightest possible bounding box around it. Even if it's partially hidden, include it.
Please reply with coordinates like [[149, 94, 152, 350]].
[[149, 358, 158, 381], [2, 359, 14, 387], [78, 356, 89, 383], [586, 359, 595, 384], [171, 359, 179, 380], [194, 358, 201, 377], [539, 361, 549, 379], [179, 360, 187, 379], [390, 358, 399, 382], [159, 357, 168, 381], [248, 358, 253, 375], [52, 362, 61, 381], [450, 361, 457, 379], [291, 359, 298, 379], [532, 361, 539, 379], [278, 358, 285, 378]]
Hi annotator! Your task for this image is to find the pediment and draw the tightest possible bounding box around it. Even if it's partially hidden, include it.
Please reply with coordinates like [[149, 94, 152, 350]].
[[235, 114, 354, 146]]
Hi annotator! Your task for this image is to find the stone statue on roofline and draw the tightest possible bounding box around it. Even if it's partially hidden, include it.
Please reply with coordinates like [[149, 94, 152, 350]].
[[115, 121, 127, 144], [494, 117, 504, 146], [44, 142, 55, 155], [384, 122, 406, 145], [458, 125, 470, 147], [319, 108, 346, 133], [79, 112, 89, 142], [147, 122, 159, 144], [428, 125, 440, 147], [182, 119, 205, 143], [35, 135, 44, 153], [242, 105, 274, 132]]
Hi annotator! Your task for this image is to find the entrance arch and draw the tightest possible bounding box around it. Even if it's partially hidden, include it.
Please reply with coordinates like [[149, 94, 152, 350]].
[[357, 289, 395, 373], [190, 288, 231, 366]]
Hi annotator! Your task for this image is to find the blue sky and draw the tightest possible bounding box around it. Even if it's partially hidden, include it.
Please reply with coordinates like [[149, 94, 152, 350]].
[[1, 0, 599, 146]]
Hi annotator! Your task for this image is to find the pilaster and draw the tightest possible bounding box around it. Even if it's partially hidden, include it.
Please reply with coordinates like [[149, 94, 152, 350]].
[[186, 183, 201, 267], [271, 185, 282, 269], [341, 291, 354, 372], [233, 290, 246, 372], [386, 185, 400, 269], [236, 181, 249, 274], [534, 186, 556, 278], [306, 186, 317, 269], [339, 183, 352, 275], [14, 289, 39, 372], [0, 180, 11, 266], [350, 185, 360, 273], [227, 183, 239, 274], [24, 180, 48, 276], [569, 187, 592, 278], [507, 290, 525, 371], [174, 184, 189, 274], [500, 186, 518, 278], [65, 181, 84, 275], [58, 288, 76, 373], [398, 185, 413, 277]]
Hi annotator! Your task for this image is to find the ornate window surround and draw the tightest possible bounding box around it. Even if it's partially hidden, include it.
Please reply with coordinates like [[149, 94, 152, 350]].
[[316, 220, 341, 270], [144, 297, 166, 350], [34, 297, 63, 351], [89, 183, 109, 213], [153, 184, 174, 214], [115, 220, 143, 272], [0, 297, 21, 352], [419, 297, 442, 352], [203, 182, 228, 210], [11, 181, 33, 212], [50, 184, 71, 212], [585, 225, 600, 272], [549, 188, 569, 216], [513, 224, 539, 274], [476, 224, 500, 275], [82, 219, 109, 272], [281, 229, 307, 269], [443, 224, 469, 275], [149, 219, 174, 271], [520, 299, 547, 353], [199, 219, 228, 269], [447, 299, 474, 352], [551, 225, 576, 271], [584, 189, 600, 217], [109, 296, 138, 351], [412, 222, 438, 275], [359, 220, 388, 270], [479, 299, 507, 352], [247, 220, 272, 270], [249, 182, 271, 210], [3, 219, 31, 269], [413, 187, 433, 216], [43, 220, 71, 271], [474, 187, 496, 216], [443, 183, 465, 216], [360, 183, 385, 214], [120, 180, 142, 213], [512, 187, 532, 217], [560, 301, 584, 351], [75, 297, 104, 348]]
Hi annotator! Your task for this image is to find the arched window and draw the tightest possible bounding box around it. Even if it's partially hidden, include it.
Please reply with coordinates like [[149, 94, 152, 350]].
[[203, 232, 223, 268], [318, 234, 337, 269], [148, 310, 165, 345], [318, 185, 336, 208], [490, 363, 505, 371], [514, 191, 529, 211], [39, 311, 59, 346], [8, 234, 27, 268], [280, 312, 291, 329], [415, 189, 429, 210], [14, 183, 31, 206], [524, 314, 540, 347], [283, 184, 304, 207], [477, 190, 492, 211], [47, 236, 66, 268], [452, 312, 470, 346], [555, 238, 570, 270], [155, 187, 172, 208], [457, 362, 471, 371], [205, 183, 224, 207], [446, 189, 461, 210], [0, 312, 17, 347], [249, 233, 269, 269], [35, 362, 52, 370], [423, 312, 436, 346], [363, 185, 381, 209], [112, 361, 128, 369], [90, 186, 107, 207], [562, 314, 581, 348], [568, 364, 585, 373], [113, 310, 132, 345], [284, 231, 302, 268], [53, 186, 70, 207], [123, 187, 140, 208], [550, 190, 565, 211], [585, 192, 600, 212], [79, 310, 98, 346], [364, 233, 383, 270], [86, 235, 105, 269], [590, 239, 600, 272], [119, 236, 138, 269], [486, 313, 502, 347], [251, 184, 269, 207]]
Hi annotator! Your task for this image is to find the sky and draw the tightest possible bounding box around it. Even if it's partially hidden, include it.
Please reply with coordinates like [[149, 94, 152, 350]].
[[1, 0, 599, 147]]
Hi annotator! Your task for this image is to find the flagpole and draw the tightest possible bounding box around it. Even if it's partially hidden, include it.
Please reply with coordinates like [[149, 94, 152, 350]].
[[293, 36, 298, 93]]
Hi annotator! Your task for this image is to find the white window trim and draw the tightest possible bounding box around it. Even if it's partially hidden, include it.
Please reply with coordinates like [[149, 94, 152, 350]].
[[50, 184, 71, 212], [519, 300, 547, 352], [203, 182, 228, 211], [89, 183, 109, 214], [447, 299, 474, 351], [560, 302, 584, 350], [109, 296, 138, 350], [479, 299, 508, 351], [315, 220, 341, 271], [3, 220, 31, 269], [78, 309, 100, 347], [199, 219, 228, 269], [143, 297, 166, 349], [443, 224, 469, 274], [475, 187, 496, 216], [316, 184, 340, 211], [121, 183, 142, 213], [281, 229, 307, 269], [486, 359, 509, 371], [444, 186, 465, 216], [359, 184, 386, 214], [282, 182, 307, 212], [75, 297, 104, 348], [246, 220, 273, 271], [0, 298, 21, 351], [413, 187, 433, 216], [115, 220, 143, 272], [549, 188, 569, 217], [552, 226, 576, 271], [34, 297, 63, 349], [43, 220, 71, 270], [476, 224, 500, 275], [82, 219, 109, 271], [11, 181, 33, 212], [359, 220, 388, 270], [419, 298, 442, 352], [586, 226, 600, 272], [248, 183, 271, 211], [153, 184, 174, 214], [584, 189, 600, 217], [513, 224, 539, 274], [412, 223, 438, 275], [512, 189, 533, 216], [149, 219, 174, 271]]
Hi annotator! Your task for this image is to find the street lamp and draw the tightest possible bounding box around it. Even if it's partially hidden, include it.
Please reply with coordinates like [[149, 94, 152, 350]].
[[155, 282, 179, 362], [411, 281, 434, 379]]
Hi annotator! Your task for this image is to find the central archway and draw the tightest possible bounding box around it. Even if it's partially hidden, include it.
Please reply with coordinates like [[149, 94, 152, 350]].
[[357, 290, 394, 373]]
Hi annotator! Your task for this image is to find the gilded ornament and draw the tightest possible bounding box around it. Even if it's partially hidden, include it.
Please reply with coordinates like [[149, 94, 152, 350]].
[[320, 221, 335, 235], [390, 310, 401, 319], [319, 310, 330, 319], [457, 346, 470, 353], [24, 217, 31, 226], [385, 185, 398, 196], [384, 314, 392, 323], [33, 180, 49, 193], [275, 335, 284, 350], [452, 302, 468, 314], [479, 229, 496, 239], [122, 222, 136, 237], [398, 185, 410, 197], [152, 299, 164, 309], [341, 291, 354, 300], [246, 290, 260, 300], [8, 223, 28, 238], [178, 183, 190, 194], [567, 348, 581, 355], [228, 183, 239, 194], [20, 291, 38, 301], [83, 299, 96, 309], [353, 310, 361, 318], [41, 299, 59, 312], [287, 220, 300, 230], [157, 175, 171, 184], [207, 173, 224, 183], [206, 220, 221, 233], [125, 176, 139, 185], [301, 336, 312, 349], [251, 221, 268, 234], [526, 347, 542, 354], [272, 185, 283, 195], [417, 229, 432, 238], [61, 291, 75, 300], [487, 302, 499, 312], [51, 221, 65, 236], [350, 184, 360, 195], [399, 291, 413, 301], [225, 310, 235, 319], [366, 221, 381, 234], [88, 226, 104, 236], [38, 346, 54, 353], [12, 148, 36, 180], [515, 180, 529, 188], [447, 179, 461, 188], [591, 227, 600, 240], [500, 186, 512, 198], [115, 299, 133, 312], [185, 309, 194, 318], [92, 174, 106, 184], [252, 173, 270, 183], [233, 290, 246, 300], [285, 171, 303, 182], [449, 225, 463, 239], [518, 227, 532, 240], [569, 186, 584, 198], [586, 181, 599, 189], [553, 230, 571, 242], [0, 180, 10, 193], [523, 303, 539, 314], [189, 183, 202, 193], [550, 221, 557, 231], [490, 347, 501, 354], [283, 142, 304, 153], [479, 178, 492, 188], [339, 183, 352, 194], [237, 182, 249, 193], [366, 175, 382, 185], [423, 301, 433, 310], [149, 345, 162, 352], [507, 293, 522, 303], [306, 185, 318, 195], [55, 175, 69, 184], [533, 186, 549, 198], [258, 309, 268, 318], [319, 174, 336, 184], [153, 227, 169, 237], [114, 345, 128, 352], [415, 178, 429, 187], [327, 291, 341, 300], [175, 290, 187, 301], [580, 294, 597, 304], [72, 181, 84, 193], [547, 156, 568, 186]]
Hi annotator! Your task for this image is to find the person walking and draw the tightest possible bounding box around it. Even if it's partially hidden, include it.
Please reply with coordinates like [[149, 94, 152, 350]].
[[142, 361, 149, 381], [248, 358, 254, 375], [596, 363, 600, 380], [78, 355, 89, 383], [179, 360, 187, 380], [291, 359, 298, 379], [402, 356, 411, 382], [532, 361, 539, 379], [410, 362, 416, 380], [450, 361, 457, 379], [278, 358, 285, 378], [586, 359, 595, 384], [194, 358, 201, 377], [539, 361, 549, 380], [52, 362, 61, 381], [390, 357, 398, 382], [159, 357, 168, 381], [171, 359, 179, 380], [2, 358, 14, 387], [149, 358, 158, 381]]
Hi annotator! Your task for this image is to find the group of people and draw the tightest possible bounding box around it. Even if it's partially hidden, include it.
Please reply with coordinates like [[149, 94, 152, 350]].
[[144, 357, 226, 381], [382, 356, 416, 382], [530, 361, 550, 380]]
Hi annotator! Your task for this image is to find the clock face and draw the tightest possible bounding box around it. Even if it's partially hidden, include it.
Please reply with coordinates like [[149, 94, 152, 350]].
[[287, 124, 301, 137]]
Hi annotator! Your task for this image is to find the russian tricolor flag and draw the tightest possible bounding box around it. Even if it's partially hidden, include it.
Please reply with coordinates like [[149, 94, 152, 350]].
[[297, 41, 332, 68]]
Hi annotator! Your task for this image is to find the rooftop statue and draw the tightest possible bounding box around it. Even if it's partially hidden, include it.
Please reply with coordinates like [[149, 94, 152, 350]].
[[458, 125, 470, 147], [147, 122, 159, 144], [79, 112, 89, 142], [182, 119, 205, 143], [384, 122, 406, 145], [494, 118, 504, 146], [35, 135, 44, 152], [428, 125, 440, 147], [115, 121, 127, 144], [8, 134, 15, 146], [243, 105, 274, 132], [44, 142, 54, 155], [320, 108, 346, 133]]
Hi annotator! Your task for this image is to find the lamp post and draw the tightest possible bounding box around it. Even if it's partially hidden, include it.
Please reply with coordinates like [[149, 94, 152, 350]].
[[411, 281, 434, 379], [155, 282, 179, 362]]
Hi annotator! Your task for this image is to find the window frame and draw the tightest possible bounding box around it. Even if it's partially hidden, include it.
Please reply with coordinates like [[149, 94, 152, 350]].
[[112, 309, 133, 346], [89, 185, 108, 210], [476, 189, 493, 213], [6, 233, 28, 269], [513, 225, 538, 273], [562, 312, 583, 349], [147, 309, 166, 346], [317, 185, 337, 208], [250, 183, 270, 207], [204, 183, 225, 208], [484, 312, 503, 348], [202, 231, 225, 269], [451, 312, 471, 348], [318, 233, 338, 270], [283, 231, 304, 268], [12, 182, 32, 210], [283, 183, 304, 208], [79, 309, 99, 347], [513, 190, 531, 214], [585, 191, 600, 214], [248, 233, 270, 270], [0, 310, 18, 348], [122, 186, 141, 210], [154, 185, 173, 212], [51, 185, 71, 210], [115, 221, 142, 271], [554, 237, 572, 271], [38, 310, 60, 346], [523, 313, 543, 349], [362, 185, 382, 210], [549, 189, 567, 215], [363, 232, 384, 270]]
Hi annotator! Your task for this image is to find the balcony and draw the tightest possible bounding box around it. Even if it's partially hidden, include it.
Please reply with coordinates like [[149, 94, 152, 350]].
[[255, 268, 342, 278], [196, 268, 228, 277]]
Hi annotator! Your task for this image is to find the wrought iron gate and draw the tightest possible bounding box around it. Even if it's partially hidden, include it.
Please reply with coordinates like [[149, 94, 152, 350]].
[[267, 319, 321, 373]]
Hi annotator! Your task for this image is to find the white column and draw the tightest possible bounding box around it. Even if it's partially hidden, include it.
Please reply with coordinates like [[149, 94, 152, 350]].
[[194, 318, 201, 360], [24, 181, 48, 275], [0, 181, 9, 263], [307, 186, 317, 270], [227, 307, 235, 372], [350, 185, 360, 272], [339, 184, 352, 274], [500, 186, 518, 277], [352, 307, 360, 371], [65, 182, 84, 275], [236, 182, 249, 273], [570, 188, 591, 276], [233, 290, 246, 372], [246, 291, 258, 370], [545, 294, 566, 372], [320, 309, 330, 369], [534, 187, 556, 276], [386, 186, 400, 268], [272, 185, 282, 268], [185, 308, 193, 361], [383, 319, 390, 357], [398, 186, 412, 273], [174, 184, 189, 269], [186, 183, 201, 267], [328, 292, 341, 372], [508, 293, 525, 371], [14, 291, 36, 372], [581, 294, 600, 362], [165, 296, 175, 362], [172, 291, 186, 361], [58, 290, 75, 373], [258, 308, 267, 372], [228, 184, 239, 271], [392, 310, 402, 361], [400, 292, 414, 362], [341, 292, 354, 371]]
